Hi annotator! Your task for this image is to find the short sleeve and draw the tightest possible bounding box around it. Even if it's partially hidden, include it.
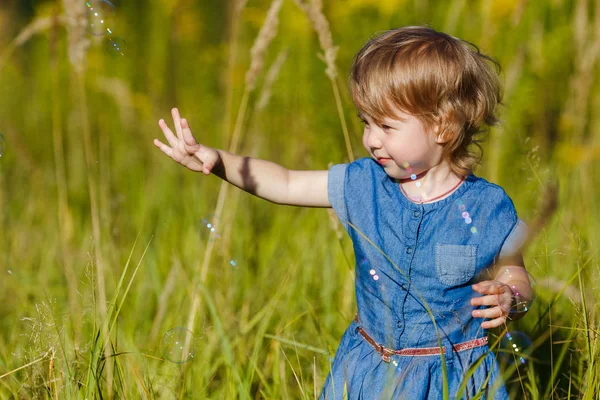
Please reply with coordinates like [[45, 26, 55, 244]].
[[499, 218, 529, 259], [328, 164, 348, 229]]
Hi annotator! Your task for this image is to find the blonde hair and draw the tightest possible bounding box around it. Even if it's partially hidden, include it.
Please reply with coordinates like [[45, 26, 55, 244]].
[[349, 26, 502, 176]]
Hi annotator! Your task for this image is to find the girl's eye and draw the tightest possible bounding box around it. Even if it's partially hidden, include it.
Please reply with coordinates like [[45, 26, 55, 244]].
[[357, 113, 369, 125], [382, 125, 392, 130]]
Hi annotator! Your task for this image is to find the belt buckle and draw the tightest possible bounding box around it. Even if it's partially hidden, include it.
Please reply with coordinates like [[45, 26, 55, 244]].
[[380, 346, 394, 363]]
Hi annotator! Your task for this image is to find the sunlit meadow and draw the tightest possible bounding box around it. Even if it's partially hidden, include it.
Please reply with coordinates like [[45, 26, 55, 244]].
[[0, 0, 599, 398]]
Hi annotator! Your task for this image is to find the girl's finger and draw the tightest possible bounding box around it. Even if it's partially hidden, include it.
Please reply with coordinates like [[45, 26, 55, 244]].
[[158, 119, 178, 146], [171, 108, 184, 140], [471, 294, 500, 307], [472, 306, 506, 320], [153, 139, 174, 158], [472, 281, 504, 295], [481, 316, 508, 329], [181, 118, 197, 146]]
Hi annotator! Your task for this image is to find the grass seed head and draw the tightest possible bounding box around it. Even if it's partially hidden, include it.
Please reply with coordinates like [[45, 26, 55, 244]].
[[245, 0, 284, 91]]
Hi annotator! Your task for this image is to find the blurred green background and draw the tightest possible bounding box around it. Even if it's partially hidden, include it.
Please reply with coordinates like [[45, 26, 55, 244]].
[[1, 0, 599, 398]]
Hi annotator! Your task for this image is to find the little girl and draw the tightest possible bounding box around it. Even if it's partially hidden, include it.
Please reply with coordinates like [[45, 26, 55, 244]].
[[154, 26, 532, 399]]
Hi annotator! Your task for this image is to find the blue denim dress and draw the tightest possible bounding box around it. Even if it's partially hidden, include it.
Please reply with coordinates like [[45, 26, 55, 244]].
[[322, 158, 525, 399]]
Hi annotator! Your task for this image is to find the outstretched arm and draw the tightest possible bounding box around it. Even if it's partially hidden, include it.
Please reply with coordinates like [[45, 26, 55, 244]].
[[154, 108, 331, 207]]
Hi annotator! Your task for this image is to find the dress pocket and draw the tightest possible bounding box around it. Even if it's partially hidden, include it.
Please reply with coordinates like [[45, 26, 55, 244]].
[[435, 244, 477, 286]]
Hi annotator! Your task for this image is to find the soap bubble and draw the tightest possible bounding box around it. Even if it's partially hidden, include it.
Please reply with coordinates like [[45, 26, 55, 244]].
[[104, 36, 127, 56], [496, 267, 537, 315], [499, 331, 532, 365], [85, 0, 116, 36], [199, 214, 221, 240], [0, 132, 5, 157], [198, 214, 243, 268], [161, 327, 196, 364]]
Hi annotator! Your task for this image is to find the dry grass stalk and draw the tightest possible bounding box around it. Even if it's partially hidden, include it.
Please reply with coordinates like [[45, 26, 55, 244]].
[[48, 348, 58, 400], [74, 77, 107, 319], [292, 0, 338, 80], [292, 0, 353, 160], [149, 259, 180, 342], [50, 7, 81, 347], [0, 15, 68, 72], [61, 0, 90, 73], [246, 0, 284, 91], [562, 0, 600, 141], [313, 357, 318, 400], [60, 0, 106, 320], [0, 348, 53, 380], [187, 0, 281, 335], [257, 48, 289, 110], [95, 76, 135, 127], [222, 0, 250, 139], [14, 16, 60, 47], [62, 0, 112, 393], [236, 0, 250, 15], [486, 45, 524, 181]]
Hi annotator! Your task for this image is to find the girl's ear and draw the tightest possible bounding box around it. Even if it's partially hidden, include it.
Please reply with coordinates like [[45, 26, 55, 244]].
[[433, 123, 447, 144], [435, 131, 448, 144], [433, 111, 454, 144]]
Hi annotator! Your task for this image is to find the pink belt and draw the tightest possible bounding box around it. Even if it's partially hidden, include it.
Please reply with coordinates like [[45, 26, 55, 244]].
[[354, 316, 488, 362]]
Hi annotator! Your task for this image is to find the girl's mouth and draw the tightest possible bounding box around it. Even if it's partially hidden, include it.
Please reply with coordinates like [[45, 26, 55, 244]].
[[377, 158, 391, 165]]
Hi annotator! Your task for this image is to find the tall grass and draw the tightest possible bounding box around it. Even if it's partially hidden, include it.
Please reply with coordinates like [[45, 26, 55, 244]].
[[0, 0, 599, 398]]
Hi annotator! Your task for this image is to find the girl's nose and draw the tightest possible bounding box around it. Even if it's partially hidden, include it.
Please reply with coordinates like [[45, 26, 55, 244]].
[[365, 128, 383, 149]]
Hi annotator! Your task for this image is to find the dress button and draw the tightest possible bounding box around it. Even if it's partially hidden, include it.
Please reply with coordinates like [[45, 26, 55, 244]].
[[406, 247, 413, 254], [396, 320, 403, 328], [413, 210, 421, 218]]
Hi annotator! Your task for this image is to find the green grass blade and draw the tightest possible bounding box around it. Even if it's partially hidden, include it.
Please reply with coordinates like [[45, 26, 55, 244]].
[[197, 282, 250, 399]]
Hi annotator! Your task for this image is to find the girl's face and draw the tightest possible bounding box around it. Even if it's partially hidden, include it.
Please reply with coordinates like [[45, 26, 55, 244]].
[[360, 109, 444, 180]]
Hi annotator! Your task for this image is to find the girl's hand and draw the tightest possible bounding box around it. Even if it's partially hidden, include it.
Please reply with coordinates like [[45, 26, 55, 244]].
[[470, 280, 513, 329], [154, 108, 221, 175]]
